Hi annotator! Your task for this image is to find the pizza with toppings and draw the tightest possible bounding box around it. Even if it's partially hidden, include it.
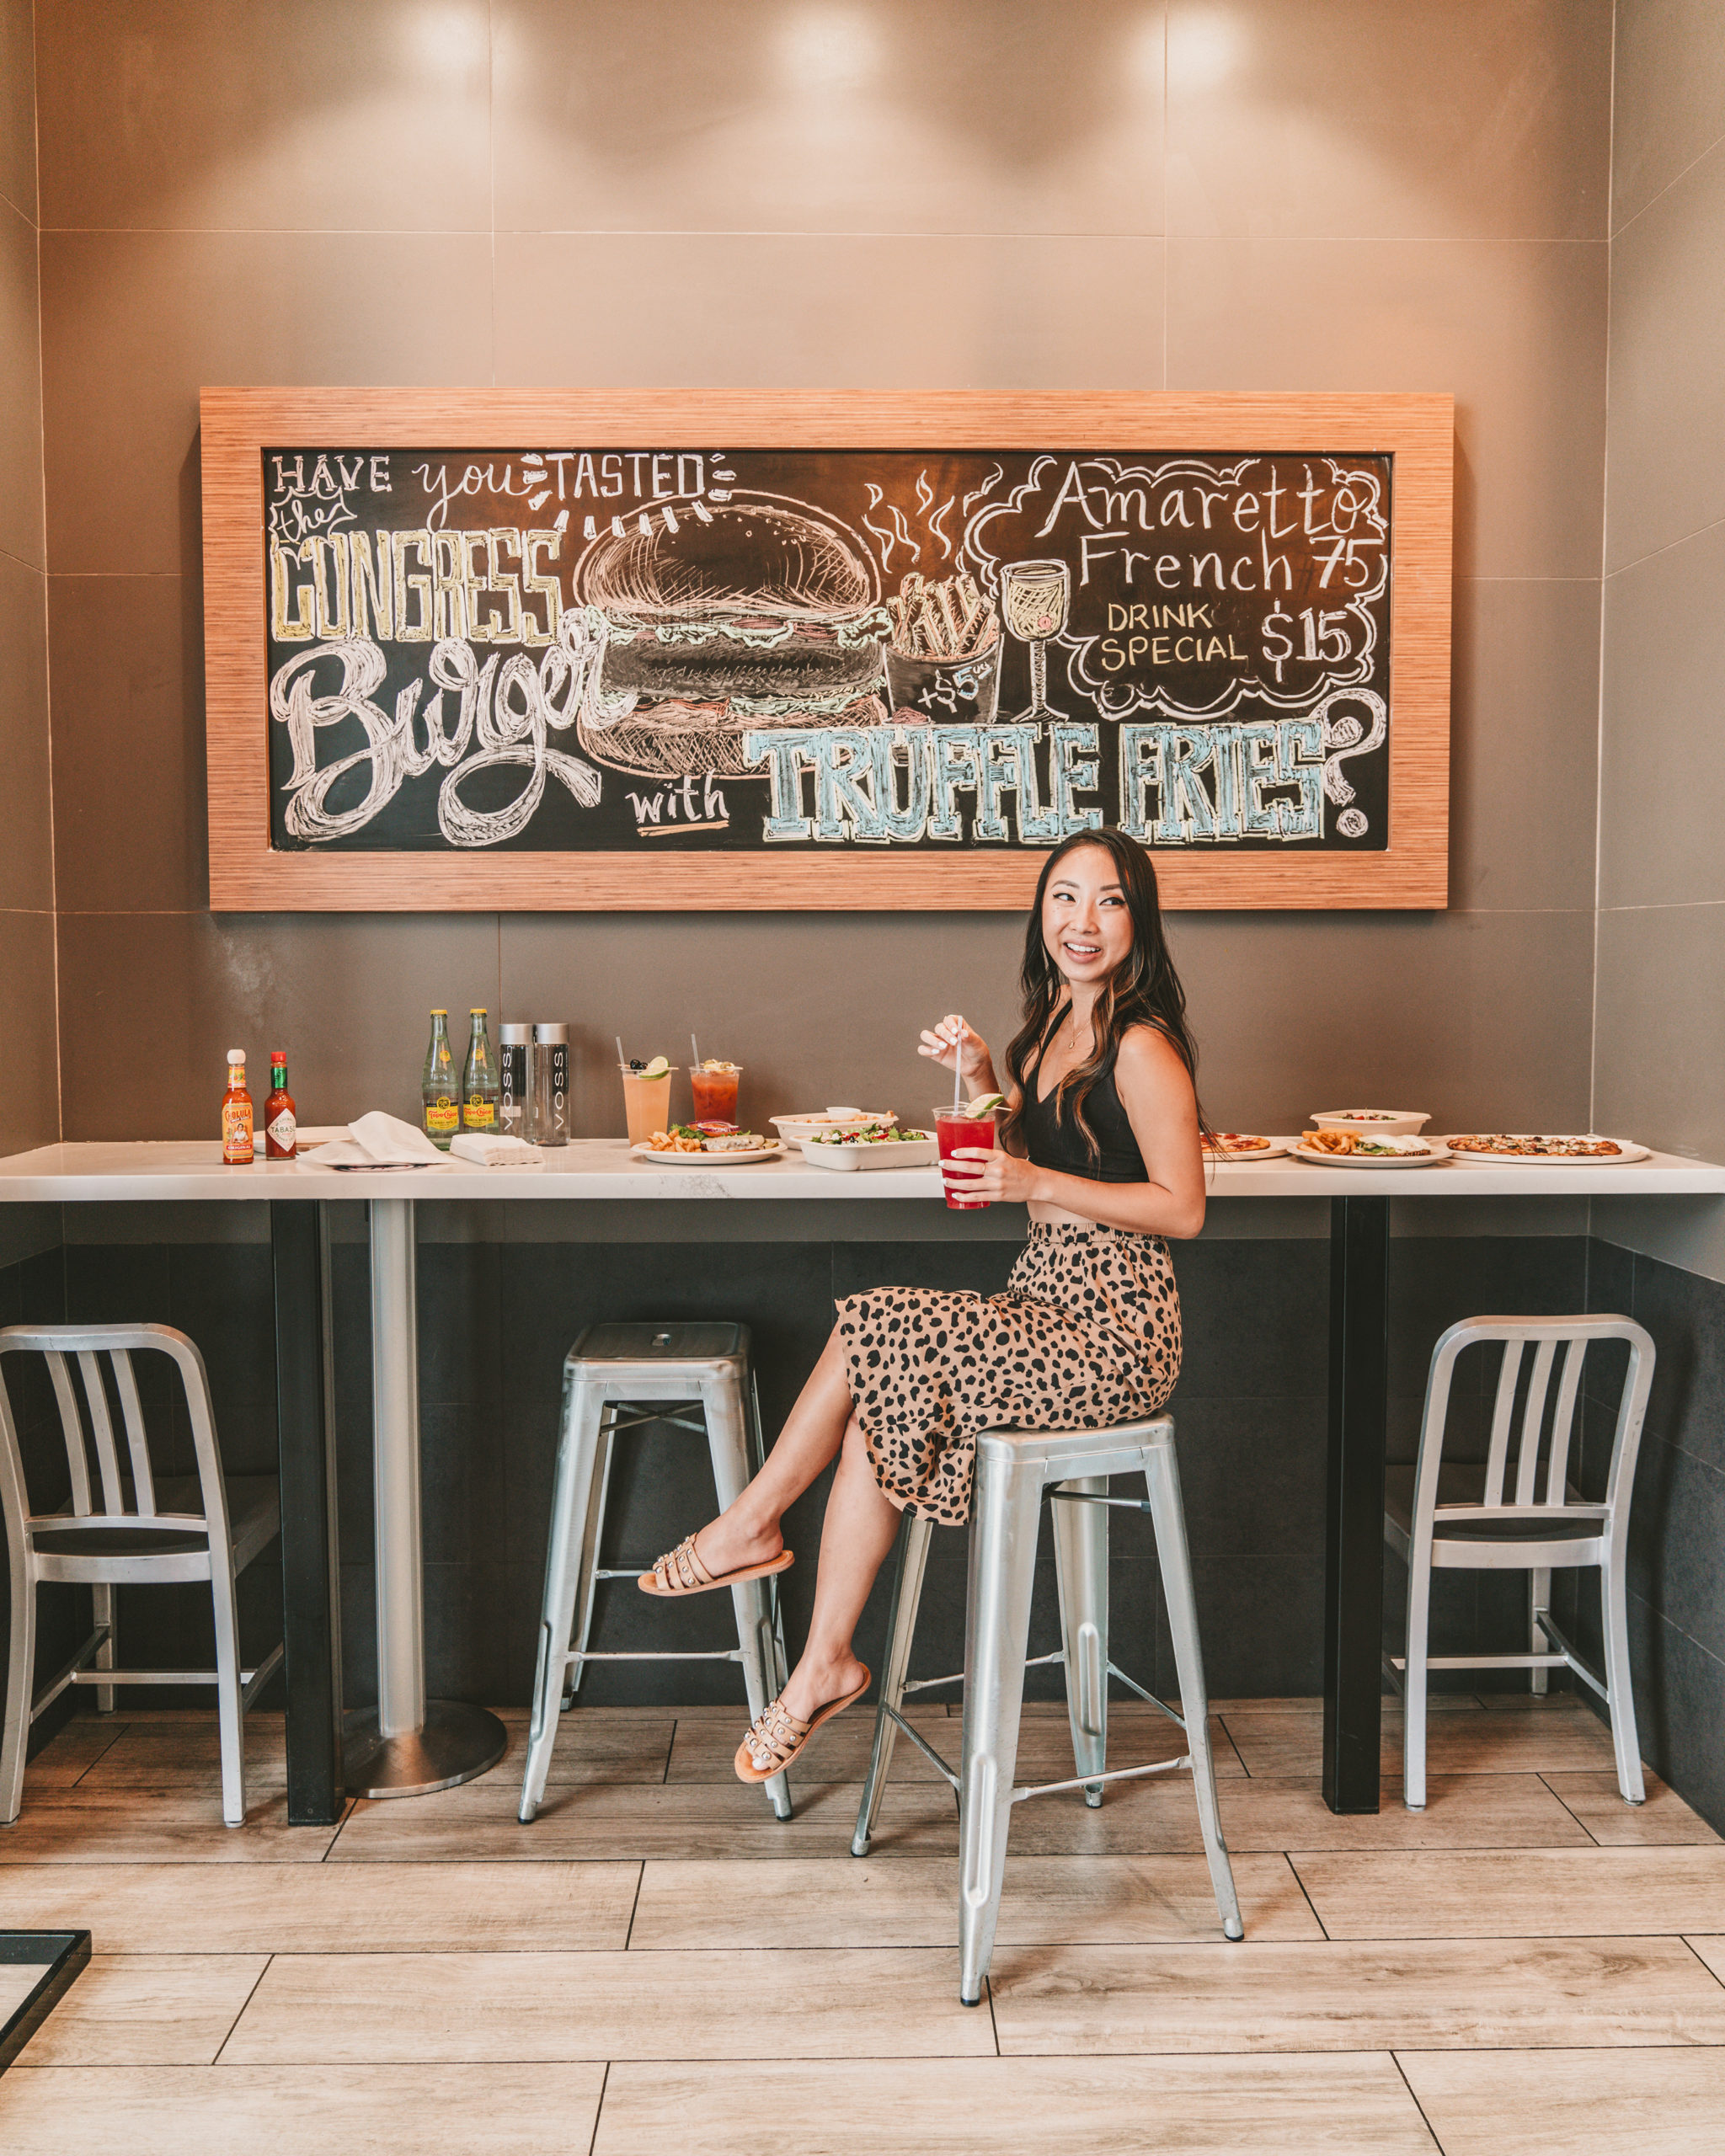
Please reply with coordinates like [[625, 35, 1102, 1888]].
[[1447, 1134, 1623, 1157], [1203, 1133, 1274, 1155]]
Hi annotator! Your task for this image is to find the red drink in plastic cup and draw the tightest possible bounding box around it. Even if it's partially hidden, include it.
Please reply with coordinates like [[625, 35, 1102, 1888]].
[[937, 1105, 996, 1210], [690, 1064, 740, 1123]]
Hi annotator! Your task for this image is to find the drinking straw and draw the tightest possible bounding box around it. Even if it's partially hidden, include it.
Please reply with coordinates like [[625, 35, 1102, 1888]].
[[691, 1033, 701, 1068], [953, 1020, 963, 1113], [615, 1034, 626, 1070]]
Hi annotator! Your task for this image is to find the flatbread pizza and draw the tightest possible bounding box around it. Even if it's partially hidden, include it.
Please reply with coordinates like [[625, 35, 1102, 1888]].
[[1447, 1134, 1623, 1158]]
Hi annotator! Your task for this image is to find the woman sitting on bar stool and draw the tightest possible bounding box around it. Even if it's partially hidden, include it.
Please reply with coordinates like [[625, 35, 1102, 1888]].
[[641, 828, 1208, 1783]]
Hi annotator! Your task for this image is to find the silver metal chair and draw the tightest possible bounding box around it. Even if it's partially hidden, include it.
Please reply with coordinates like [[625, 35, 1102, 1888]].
[[519, 1321, 792, 1823], [852, 1413, 1243, 2004], [0, 1323, 283, 1828], [1384, 1314, 1655, 1810]]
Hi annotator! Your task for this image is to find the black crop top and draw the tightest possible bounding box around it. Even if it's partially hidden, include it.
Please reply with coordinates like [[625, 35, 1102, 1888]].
[[1017, 1033, 1149, 1184]]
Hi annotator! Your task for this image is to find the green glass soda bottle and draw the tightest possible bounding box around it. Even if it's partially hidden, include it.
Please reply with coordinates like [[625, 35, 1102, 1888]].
[[422, 1010, 459, 1150], [462, 1007, 499, 1132]]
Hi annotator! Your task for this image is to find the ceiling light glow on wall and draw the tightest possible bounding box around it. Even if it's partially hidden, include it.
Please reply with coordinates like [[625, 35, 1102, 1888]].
[[405, 0, 488, 81], [779, 6, 881, 90], [1170, 5, 1245, 91]]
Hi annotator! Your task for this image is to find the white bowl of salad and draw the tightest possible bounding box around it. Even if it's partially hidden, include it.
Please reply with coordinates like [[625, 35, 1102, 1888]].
[[1310, 1107, 1431, 1139], [797, 1122, 938, 1172], [772, 1107, 897, 1145]]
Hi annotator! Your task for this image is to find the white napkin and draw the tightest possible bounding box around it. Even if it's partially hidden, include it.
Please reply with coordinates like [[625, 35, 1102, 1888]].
[[305, 1112, 456, 1171], [450, 1133, 544, 1167]]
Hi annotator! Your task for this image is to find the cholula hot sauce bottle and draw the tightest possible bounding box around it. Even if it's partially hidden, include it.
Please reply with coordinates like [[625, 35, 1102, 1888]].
[[264, 1053, 297, 1159], [221, 1050, 254, 1165]]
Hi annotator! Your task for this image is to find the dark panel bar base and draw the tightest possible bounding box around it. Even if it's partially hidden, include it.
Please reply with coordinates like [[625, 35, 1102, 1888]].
[[1323, 1195, 1390, 1813], [270, 1200, 344, 1825]]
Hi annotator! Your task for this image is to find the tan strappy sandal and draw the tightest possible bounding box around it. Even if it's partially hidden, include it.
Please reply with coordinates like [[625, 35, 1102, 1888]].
[[638, 1533, 794, 1598], [734, 1668, 872, 1784]]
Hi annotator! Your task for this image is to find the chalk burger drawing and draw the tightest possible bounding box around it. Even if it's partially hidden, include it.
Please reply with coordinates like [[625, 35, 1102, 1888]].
[[574, 493, 890, 779]]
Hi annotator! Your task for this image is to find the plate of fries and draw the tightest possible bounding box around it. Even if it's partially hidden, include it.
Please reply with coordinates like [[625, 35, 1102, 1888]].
[[635, 1127, 782, 1165], [1293, 1131, 1453, 1168]]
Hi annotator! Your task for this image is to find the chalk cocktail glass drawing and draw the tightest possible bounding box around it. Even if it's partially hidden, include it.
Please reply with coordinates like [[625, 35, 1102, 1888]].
[[1000, 558, 1071, 723]]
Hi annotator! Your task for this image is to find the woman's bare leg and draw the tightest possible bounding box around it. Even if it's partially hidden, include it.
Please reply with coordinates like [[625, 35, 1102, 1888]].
[[685, 1326, 854, 1577], [776, 1412, 900, 1720]]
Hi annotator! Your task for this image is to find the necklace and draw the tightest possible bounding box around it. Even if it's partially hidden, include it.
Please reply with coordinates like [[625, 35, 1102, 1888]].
[[1057, 1006, 1093, 1059]]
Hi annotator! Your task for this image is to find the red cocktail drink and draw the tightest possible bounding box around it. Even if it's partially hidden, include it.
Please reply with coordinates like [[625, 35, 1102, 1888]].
[[936, 1105, 996, 1210], [690, 1062, 740, 1123]]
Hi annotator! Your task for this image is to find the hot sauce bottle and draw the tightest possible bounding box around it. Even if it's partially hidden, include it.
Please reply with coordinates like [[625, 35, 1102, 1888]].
[[221, 1050, 254, 1165], [264, 1052, 297, 1159]]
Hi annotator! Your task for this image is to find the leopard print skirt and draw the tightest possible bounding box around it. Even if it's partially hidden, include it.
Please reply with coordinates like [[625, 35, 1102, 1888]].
[[834, 1219, 1182, 1524]]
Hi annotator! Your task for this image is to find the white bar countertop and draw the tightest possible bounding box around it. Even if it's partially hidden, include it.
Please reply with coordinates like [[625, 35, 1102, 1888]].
[[1, 1139, 1722, 1203]]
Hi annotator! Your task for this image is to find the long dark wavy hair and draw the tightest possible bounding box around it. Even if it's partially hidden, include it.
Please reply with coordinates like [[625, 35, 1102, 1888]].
[[998, 830, 1205, 1162]]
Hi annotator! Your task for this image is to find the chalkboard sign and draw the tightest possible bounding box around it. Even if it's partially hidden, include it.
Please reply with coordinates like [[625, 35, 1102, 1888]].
[[205, 391, 1451, 910]]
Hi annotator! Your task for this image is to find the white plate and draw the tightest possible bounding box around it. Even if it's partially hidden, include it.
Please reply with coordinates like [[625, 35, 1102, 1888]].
[[1203, 1136, 1292, 1161], [1437, 1136, 1651, 1166], [631, 1142, 783, 1166], [799, 1133, 938, 1172], [1311, 1109, 1431, 1138], [1291, 1142, 1454, 1170], [771, 1112, 895, 1145]]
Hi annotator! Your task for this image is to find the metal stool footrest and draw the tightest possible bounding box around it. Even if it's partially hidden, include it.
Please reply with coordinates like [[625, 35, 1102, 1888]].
[[884, 1646, 1188, 1803], [565, 1648, 747, 1663], [519, 1322, 793, 1826], [850, 1417, 1246, 2002]]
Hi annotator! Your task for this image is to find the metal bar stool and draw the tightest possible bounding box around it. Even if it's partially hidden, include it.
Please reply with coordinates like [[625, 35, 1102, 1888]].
[[0, 1323, 283, 1829], [519, 1321, 791, 1823], [852, 1412, 1243, 2004], [1385, 1314, 1656, 1809]]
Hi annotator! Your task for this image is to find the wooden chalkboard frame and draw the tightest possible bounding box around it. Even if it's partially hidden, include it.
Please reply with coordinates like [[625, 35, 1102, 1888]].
[[201, 387, 1451, 910]]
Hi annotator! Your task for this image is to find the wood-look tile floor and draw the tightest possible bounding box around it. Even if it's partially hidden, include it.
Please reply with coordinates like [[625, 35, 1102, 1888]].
[[0, 1694, 1720, 2153]]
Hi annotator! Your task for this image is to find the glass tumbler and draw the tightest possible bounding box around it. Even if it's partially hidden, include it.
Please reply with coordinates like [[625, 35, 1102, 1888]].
[[690, 1063, 741, 1125], [936, 1105, 997, 1210], [620, 1065, 675, 1145]]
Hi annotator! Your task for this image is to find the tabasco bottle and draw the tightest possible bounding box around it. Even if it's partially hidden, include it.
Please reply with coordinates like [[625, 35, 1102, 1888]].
[[422, 1011, 459, 1150], [264, 1052, 297, 1159], [462, 1008, 499, 1130], [221, 1050, 254, 1165]]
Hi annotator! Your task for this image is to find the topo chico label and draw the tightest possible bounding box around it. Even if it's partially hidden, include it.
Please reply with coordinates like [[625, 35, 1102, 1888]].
[[425, 1098, 459, 1135]]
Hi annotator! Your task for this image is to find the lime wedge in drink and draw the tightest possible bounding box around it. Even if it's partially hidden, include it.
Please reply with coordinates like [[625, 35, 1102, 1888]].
[[967, 1092, 1005, 1117], [644, 1055, 670, 1078]]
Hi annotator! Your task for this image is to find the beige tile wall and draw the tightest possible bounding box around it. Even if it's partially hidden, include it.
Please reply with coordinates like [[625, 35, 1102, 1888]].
[[24, 1, 1615, 1145], [0, 0, 58, 1155], [1591, 0, 1725, 1283]]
